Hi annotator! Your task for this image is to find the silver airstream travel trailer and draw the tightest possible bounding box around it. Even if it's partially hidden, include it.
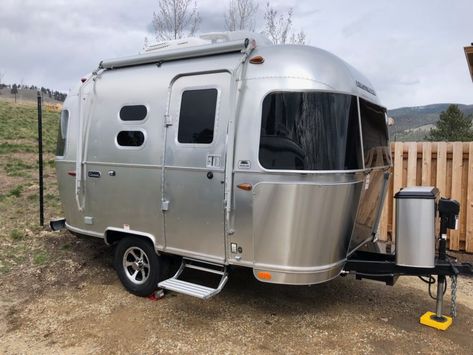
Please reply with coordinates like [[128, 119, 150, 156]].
[[54, 32, 473, 319], [53, 31, 392, 298]]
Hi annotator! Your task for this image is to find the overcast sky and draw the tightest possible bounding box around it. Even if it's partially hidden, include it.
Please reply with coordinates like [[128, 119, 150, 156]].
[[1, 0, 471, 108]]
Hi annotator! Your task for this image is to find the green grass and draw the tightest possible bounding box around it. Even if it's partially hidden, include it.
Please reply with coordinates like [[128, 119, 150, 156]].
[[8, 185, 24, 197], [0, 142, 35, 154], [0, 99, 63, 275], [10, 229, 24, 240], [0, 100, 60, 154], [5, 159, 34, 177], [33, 251, 48, 265]]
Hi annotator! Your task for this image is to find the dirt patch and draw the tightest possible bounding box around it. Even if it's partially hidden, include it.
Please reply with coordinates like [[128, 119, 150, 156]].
[[0, 233, 472, 354]]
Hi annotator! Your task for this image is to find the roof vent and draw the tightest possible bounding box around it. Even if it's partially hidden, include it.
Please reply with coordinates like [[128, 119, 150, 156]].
[[144, 31, 272, 53], [145, 37, 209, 53]]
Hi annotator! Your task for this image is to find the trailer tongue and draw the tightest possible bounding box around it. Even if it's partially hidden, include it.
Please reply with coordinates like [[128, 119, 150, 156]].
[[345, 189, 473, 330]]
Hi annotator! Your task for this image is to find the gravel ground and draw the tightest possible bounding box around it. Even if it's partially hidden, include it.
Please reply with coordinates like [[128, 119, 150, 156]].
[[0, 233, 472, 354]]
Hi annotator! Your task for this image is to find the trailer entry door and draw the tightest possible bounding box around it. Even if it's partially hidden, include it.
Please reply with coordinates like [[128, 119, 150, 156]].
[[163, 72, 231, 261]]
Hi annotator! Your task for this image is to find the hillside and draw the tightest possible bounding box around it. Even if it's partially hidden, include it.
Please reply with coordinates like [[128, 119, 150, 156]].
[[0, 86, 66, 104], [388, 103, 473, 141], [0, 99, 60, 155]]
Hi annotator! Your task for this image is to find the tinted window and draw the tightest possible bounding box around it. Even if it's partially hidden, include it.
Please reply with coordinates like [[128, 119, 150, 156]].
[[259, 92, 363, 170], [178, 89, 217, 144], [56, 110, 69, 156], [360, 98, 391, 168], [120, 105, 147, 121], [117, 131, 145, 147]]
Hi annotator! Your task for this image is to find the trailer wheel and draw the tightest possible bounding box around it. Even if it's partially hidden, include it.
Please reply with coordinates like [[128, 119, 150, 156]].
[[114, 237, 163, 297]]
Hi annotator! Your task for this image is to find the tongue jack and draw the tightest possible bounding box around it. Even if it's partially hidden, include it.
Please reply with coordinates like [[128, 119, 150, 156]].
[[420, 198, 460, 331]]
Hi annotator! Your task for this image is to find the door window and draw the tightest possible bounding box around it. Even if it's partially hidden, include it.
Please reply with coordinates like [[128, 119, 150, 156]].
[[177, 89, 218, 144]]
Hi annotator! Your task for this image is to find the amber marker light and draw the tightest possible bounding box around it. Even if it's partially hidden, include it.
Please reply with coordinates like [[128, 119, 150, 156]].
[[257, 271, 272, 280], [249, 55, 265, 64], [237, 183, 252, 191]]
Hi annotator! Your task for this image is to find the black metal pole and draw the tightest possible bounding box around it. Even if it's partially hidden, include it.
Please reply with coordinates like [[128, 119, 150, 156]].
[[37, 91, 44, 227], [433, 212, 449, 321]]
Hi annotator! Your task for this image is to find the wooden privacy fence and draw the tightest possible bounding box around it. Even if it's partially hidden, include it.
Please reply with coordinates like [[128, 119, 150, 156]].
[[378, 142, 473, 253]]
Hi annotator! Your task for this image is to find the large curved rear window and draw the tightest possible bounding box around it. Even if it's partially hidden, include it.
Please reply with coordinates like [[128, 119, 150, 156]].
[[259, 92, 363, 170], [359, 98, 391, 168]]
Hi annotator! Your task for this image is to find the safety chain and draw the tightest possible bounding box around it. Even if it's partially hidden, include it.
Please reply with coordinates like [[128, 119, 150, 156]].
[[450, 274, 458, 318]]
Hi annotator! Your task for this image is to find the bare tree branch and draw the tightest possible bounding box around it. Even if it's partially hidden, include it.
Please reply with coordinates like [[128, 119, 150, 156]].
[[262, 2, 306, 45], [152, 0, 201, 41], [290, 30, 306, 45], [224, 0, 258, 32]]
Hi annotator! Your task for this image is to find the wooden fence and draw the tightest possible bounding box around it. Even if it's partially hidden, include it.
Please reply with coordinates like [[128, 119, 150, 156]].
[[378, 142, 473, 253]]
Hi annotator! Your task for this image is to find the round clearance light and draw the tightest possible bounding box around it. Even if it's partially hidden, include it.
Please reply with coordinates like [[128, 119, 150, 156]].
[[249, 56, 265, 64]]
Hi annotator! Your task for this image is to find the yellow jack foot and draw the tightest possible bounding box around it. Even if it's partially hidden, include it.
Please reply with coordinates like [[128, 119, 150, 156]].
[[420, 311, 452, 330]]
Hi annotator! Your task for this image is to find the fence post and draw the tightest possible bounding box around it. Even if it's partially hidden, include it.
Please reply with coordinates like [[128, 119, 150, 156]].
[[37, 91, 44, 227]]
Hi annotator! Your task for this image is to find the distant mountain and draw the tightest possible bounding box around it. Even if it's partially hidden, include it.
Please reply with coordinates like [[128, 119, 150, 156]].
[[388, 103, 473, 141]]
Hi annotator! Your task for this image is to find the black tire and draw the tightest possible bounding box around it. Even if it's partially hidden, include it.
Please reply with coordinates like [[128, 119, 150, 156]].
[[114, 237, 164, 297]]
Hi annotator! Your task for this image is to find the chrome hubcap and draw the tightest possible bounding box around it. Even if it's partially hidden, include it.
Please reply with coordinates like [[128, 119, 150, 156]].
[[123, 247, 150, 285]]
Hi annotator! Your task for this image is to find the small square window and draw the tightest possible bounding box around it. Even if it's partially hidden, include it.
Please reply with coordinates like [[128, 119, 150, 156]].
[[178, 89, 217, 144]]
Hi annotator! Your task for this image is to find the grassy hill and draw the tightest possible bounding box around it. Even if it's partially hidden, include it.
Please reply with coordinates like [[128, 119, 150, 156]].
[[0, 99, 59, 155], [0, 98, 62, 274]]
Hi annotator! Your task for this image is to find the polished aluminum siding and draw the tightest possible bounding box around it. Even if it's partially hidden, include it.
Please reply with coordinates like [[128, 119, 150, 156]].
[[252, 181, 362, 284], [57, 42, 389, 286]]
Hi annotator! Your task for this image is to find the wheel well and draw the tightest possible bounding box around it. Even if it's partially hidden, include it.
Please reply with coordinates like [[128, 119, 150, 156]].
[[105, 230, 156, 249]]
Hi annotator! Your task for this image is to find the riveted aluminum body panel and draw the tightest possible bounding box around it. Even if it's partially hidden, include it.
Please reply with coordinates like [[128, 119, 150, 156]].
[[57, 39, 390, 285], [56, 161, 85, 230], [229, 172, 365, 266], [395, 188, 438, 268], [251, 181, 362, 284]]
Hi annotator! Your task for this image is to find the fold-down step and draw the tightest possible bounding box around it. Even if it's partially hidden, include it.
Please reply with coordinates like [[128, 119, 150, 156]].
[[158, 258, 228, 299]]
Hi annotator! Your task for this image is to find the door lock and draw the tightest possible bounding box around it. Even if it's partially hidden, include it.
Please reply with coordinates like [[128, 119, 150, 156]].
[[207, 171, 214, 179]]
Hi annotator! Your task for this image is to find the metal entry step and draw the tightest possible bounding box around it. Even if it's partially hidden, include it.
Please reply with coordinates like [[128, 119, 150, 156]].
[[158, 258, 228, 299]]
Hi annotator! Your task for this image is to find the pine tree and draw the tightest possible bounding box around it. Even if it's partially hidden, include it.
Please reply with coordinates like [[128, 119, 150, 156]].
[[426, 104, 473, 141]]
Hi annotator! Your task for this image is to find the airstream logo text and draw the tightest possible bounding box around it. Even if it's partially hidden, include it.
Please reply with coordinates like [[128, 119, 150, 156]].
[[356, 81, 376, 96]]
